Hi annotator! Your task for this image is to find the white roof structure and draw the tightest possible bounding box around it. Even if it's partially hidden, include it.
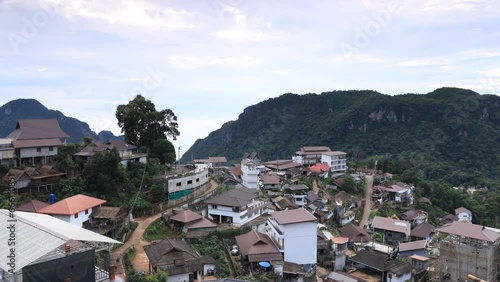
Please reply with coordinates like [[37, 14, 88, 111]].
[[0, 209, 121, 272]]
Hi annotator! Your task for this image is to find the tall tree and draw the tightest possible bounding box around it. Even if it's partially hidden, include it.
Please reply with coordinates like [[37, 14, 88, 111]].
[[116, 95, 179, 150], [151, 139, 176, 165]]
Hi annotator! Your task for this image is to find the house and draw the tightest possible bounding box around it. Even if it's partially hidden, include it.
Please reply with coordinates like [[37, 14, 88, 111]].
[[371, 216, 411, 245], [409, 255, 430, 279], [204, 187, 268, 226], [74, 139, 147, 165], [7, 119, 69, 165], [454, 206, 472, 223], [373, 185, 412, 204], [332, 191, 358, 226], [235, 230, 283, 273], [339, 223, 372, 245], [265, 208, 317, 265], [241, 159, 260, 189], [397, 240, 427, 257], [260, 172, 281, 191], [283, 184, 309, 207], [143, 238, 216, 282], [400, 210, 426, 227], [308, 162, 330, 178], [16, 199, 49, 212], [0, 209, 121, 282], [168, 209, 216, 238], [2, 165, 65, 192], [292, 146, 332, 165], [348, 250, 412, 282], [263, 159, 301, 172], [0, 138, 14, 165], [436, 221, 500, 282], [37, 194, 107, 227], [321, 151, 347, 173], [193, 156, 227, 169], [84, 206, 127, 236], [440, 214, 458, 225], [331, 237, 349, 270], [271, 196, 298, 211], [410, 222, 435, 241]]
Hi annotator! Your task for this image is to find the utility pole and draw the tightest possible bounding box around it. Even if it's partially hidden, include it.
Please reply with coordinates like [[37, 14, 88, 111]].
[[177, 143, 182, 168]]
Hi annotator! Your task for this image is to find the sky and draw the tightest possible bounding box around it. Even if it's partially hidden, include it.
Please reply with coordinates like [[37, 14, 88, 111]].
[[1, 0, 499, 159]]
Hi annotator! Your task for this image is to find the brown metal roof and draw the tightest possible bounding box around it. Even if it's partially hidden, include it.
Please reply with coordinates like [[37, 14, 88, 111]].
[[398, 240, 426, 252], [12, 138, 62, 148], [261, 172, 280, 185], [185, 217, 217, 229], [235, 230, 282, 262], [410, 222, 435, 239], [17, 199, 50, 212], [454, 206, 471, 215], [296, 146, 332, 154], [170, 210, 203, 223], [272, 208, 316, 225], [339, 223, 371, 243], [91, 206, 125, 219], [322, 151, 347, 156], [204, 187, 257, 207], [437, 221, 500, 242], [7, 119, 69, 140], [208, 156, 227, 163], [108, 139, 136, 151], [372, 216, 410, 235]]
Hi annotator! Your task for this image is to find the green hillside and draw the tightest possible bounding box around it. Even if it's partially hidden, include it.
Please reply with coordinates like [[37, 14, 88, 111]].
[[182, 87, 500, 182], [0, 98, 122, 143]]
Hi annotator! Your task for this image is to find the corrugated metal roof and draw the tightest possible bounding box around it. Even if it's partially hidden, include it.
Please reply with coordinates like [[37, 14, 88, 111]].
[[0, 209, 121, 272]]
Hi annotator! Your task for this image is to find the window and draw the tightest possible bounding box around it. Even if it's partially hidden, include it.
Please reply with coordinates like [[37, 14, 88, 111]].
[[74, 213, 78, 219], [85, 209, 89, 215], [187, 180, 192, 185], [196, 178, 200, 183], [176, 182, 181, 187], [36, 147, 41, 152], [48, 146, 54, 152], [212, 205, 217, 209]]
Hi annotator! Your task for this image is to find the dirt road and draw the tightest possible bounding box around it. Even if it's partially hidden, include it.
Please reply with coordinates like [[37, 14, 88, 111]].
[[359, 174, 373, 228], [112, 180, 219, 279]]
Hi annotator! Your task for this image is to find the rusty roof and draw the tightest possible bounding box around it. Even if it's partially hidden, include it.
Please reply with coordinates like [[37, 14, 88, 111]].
[[37, 194, 106, 215], [91, 206, 125, 219], [7, 119, 69, 140], [272, 208, 316, 225]]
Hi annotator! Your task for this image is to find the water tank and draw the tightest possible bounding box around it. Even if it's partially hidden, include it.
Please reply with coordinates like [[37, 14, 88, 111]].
[[49, 194, 55, 204]]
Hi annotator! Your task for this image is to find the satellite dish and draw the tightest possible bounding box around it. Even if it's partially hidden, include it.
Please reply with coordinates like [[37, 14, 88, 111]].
[[56, 259, 89, 281]]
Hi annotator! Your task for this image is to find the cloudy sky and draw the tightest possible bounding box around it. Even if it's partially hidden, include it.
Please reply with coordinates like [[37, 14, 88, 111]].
[[1, 0, 499, 158]]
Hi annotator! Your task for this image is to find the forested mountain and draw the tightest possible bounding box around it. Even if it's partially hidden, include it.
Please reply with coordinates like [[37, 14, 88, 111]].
[[0, 99, 122, 143], [182, 87, 500, 183]]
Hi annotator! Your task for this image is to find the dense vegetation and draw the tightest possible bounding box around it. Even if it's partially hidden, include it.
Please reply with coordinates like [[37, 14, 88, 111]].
[[0, 98, 122, 142], [183, 87, 499, 182]]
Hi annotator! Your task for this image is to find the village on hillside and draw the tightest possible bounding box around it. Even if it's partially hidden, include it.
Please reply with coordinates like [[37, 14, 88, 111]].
[[1, 118, 499, 282]]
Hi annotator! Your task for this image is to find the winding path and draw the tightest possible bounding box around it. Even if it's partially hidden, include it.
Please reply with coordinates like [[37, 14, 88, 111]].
[[112, 180, 219, 279], [359, 174, 374, 228]]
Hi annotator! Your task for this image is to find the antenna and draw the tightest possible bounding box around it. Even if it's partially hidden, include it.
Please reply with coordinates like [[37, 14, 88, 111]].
[[178, 143, 182, 165]]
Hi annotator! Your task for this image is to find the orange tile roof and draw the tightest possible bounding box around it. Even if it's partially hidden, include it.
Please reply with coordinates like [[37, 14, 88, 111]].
[[37, 194, 106, 215]]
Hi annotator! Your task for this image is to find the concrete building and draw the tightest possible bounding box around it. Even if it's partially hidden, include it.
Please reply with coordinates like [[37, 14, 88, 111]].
[[37, 194, 106, 227], [265, 208, 317, 266], [166, 167, 210, 200], [437, 221, 500, 282], [454, 206, 473, 223], [241, 159, 260, 188], [292, 146, 332, 165], [372, 216, 411, 245], [321, 151, 347, 173]]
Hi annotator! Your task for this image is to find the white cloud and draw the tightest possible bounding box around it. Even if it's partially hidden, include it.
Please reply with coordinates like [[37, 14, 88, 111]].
[[324, 54, 387, 64], [167, 55, 262, 69]]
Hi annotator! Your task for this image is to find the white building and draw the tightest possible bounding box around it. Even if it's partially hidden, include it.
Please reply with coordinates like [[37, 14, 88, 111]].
[[321, 151, 347, 173], [0, 138, 14, 165], [265, 208, 317, 265], [241, 158, 260, 188], [292, 146, 332, 165], [454, 206, 472, 223], [204, 187, 268, 227], [37, 194, 106, 227]]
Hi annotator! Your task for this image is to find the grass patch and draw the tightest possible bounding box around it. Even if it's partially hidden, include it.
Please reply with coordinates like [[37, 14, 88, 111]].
[[144, 218, 176, 242]]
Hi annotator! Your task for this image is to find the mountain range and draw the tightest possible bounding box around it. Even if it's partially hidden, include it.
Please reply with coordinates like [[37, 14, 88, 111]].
[[0, 99, 122, 143], [181, 87, 500, 181]]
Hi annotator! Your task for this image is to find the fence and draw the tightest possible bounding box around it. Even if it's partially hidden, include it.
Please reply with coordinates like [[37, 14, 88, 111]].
[[133, 182, 216, 217]]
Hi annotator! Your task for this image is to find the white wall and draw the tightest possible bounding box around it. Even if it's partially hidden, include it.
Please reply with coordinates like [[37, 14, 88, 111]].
[[167, 169, 210, 193], [52, 207, 92, 227], [203, 263, 215, 275], [283, 222, 317, 265], [19, 146, 58, 158], [457, 212, 472, 223], [387, 271, 411, 282], [242, 165, 259, 189], [168, 273, 189, 282]]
